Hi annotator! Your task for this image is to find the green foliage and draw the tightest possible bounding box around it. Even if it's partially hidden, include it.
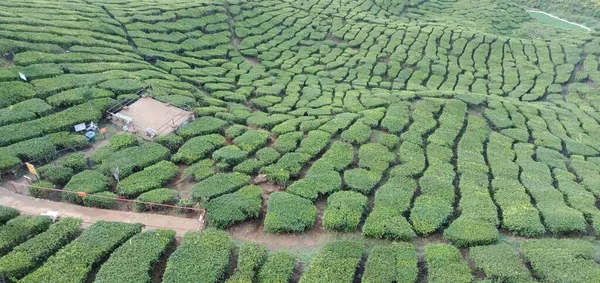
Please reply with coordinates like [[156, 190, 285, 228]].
[[286, 171, 342, 201], [155, 133, 184, 153], [264, 192, 316, 233], [183, 159, 215, 181], [98, 143, 171, 178], [95, 230, 176, 283], [60, 152, 87, 173], [343, 168, 381, 194], [0, 216, 53, 256], [226, 242, 268, 283], [0, 206, 19, 225], [341, 122, 372, 145], [308, 141, 354, 173], [118, 161, 179, 198], [425, 244, 473, 283], [233, 129, 270, 153], [63, 170, 110, 204], [206, 185, 262, 229], [108, 134, 138, 151], [322, 191, 367, 232], [0, 218, 80, 281], [362, 243, 418, 283], [178, 116, 228, 140], [135, 189, 179, 212], [257, 251, 296, 283], [469, 244, 533, 282], [38, 165, 73, 185], [21, 221, 143, 283], [358, 143, 395, 173], [82, 191, 118, 209], [299, 241, 363, 283], [296, 130, 331, 156], [443, 218, 498, 247], [191, 173, 251, 201], [212, 145, 248, 167], [162, 229, 233, 283], [224, 124, 248, 139], [28, 180, 55, 199], [172, 134, 225, 164]]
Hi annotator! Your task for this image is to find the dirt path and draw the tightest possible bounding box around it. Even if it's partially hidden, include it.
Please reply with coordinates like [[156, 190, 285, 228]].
[[0, 187, 202, 236], [526, 9, 592, 31]]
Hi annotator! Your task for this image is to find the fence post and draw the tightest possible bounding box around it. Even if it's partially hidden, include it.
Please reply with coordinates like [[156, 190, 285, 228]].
[[11, 182, 16, 193]]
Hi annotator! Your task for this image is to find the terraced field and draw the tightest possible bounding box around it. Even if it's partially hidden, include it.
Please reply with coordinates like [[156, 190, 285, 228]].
[[2, 0, 600, 281]]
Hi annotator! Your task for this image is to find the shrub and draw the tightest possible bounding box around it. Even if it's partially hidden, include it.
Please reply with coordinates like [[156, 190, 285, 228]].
[[358, 143, 395, 173], [341, 122, 372, 145], [299, 241, 363, 283], [286, 171, 342, 201], [172, 134, 225, 164], [191, 173, 251, 201], [273, 131, 303, 153], [468, 244, 533, 282], [82, 191, 118, 209], [60, 152, 87, 173], [162, 229, 233, 283], [443, 218, 498, 247], [20, 221, 143, 283], [343, 168, 381, 194], [0, 206, 19, 224], [183, 159, 215, 181], [227, 242, 268, 283], [425, 244, 472, 283], [155, 133, 184, 153], [308, 141, 354, 173], [108, 134, 138, 151], [95, 230, 176, 283], [390, 141, 425, 177], [264, 192, 316, 233], [38, 165, 74, 186], [0, 217, 81, 281], [376, 133, 400, 149], [99, 143, 171, 177], [117, 161, 179, 198], [176, 199, 196, 214], [257, 251, 296, 283], [0, 216, 52, 256], [233, 129, 270, 153], [224, 124, 248, 139], [135, 189, 179, 212], [212, 145, 248, 167], [296, 130, 331, 156], [206, 185, 262, 229], [362, 243, 418, 283], [28, 180, 55, 199], [322, 191, 367, 232], [380, 102, 410, 133], [63, 170, 110, 204], [178, 116, 228, 140]]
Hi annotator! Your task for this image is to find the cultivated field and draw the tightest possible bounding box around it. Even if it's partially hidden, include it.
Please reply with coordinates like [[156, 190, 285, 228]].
[[1, 0, 600, 282]]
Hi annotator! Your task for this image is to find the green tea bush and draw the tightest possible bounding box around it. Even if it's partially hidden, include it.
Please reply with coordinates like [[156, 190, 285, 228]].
[[95, 229, 176, 283], [82, 191, 118, 209], [21, 221, 143, 283], [155, 133, 184, 153], [63, 170, 110, 204], [117, 160, 179, 198], [38, 165, 74, 186], [212, 145, 248, 167], [358, 143, 395, 173], [468, 244, 533, 282], [263, 152, 311, 183], [108, 134, 138, 151], [227, 242, 268, 283], [162, 229, 233, 283], [191, 173, 251, 201], [341, 121, 372, 145], [273, 131, 303, 153], [425, 244, 472, 283], [264, 192, 316, 233], [28, 181, 54, 199], [172, 134, 225, 164], [0, 206, 19, 224], [177, 116, 228, 140], [443, 218, 498, 247], [362, 243, 418, 283], [376, 133, 400, 149], [257, 251, 296, 283], [491, 178, 545, 236], [344, 168, 381, 194], [296, 130, 331, 157], [233, 129, 270, 153], [286, 171, 342, 201], [299, 241, 363, 283], [0, 216, 53, 256], [99, 143, 171, 177], [521, 239, 600, 283], [135, 189, 179, 212], [308, 141, 354, 173], [224, 124, 248, 139], [60, 152, 87, 173], [206, 185, 262, 229], [0, 217, 81, 281], [322, 191, 367, 232], [380, 102, 410, 133]]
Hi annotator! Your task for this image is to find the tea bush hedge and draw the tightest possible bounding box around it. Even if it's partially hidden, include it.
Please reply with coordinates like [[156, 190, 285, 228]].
[[286, 171, 342, 201], [299, 241, 363, 283], [172, 134, 225, 164], [425, 244, 472, 283], [206, 185, 262, 229], [135, 189, 179, 212], [257, 251, 296, 283], [226, 242, 268, 283], [63, 170, 110, 204], [322, 191, 367, 232], [469, 244, 533, 282], [362, 243, 418, 283], [0, 216, 53, 256], [0, 206, 19, 224], [264, 192, 316, 233], [117, 160, 179, 198]]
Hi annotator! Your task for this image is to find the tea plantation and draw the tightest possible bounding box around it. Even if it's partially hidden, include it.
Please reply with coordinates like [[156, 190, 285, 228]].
[[2, 0, 600, 281]]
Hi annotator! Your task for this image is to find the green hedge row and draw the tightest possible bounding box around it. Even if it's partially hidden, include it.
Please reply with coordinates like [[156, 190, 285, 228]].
[[177, 116, 228, 140], [358, 143, 395, 173], [83, 191, 118, 209], [233, 129, 270, 153], [108, 134, 138, 151], [410, 163, 455, 235], [300, 241, 363, 283], [206, 185, 262, 229], [162, 229, 233, 283], [191, 172, 250, 201], [135, 189, 179, 212], [117, 160, 179, 198], [401, 99, 440, 145], [491, 177, 546, 236], [362, 243, 418, 283], [0, 98, 51, 127], [469, 244, 533, 282], [0, 206, 19, 224], [553, 168, 600, 235], [63, 170, 110, 204], [380, 102, 410, 133], [0, 217, 81, 281], [212, 145, 248, 168], [308, 141, 353, 173], [0, 216, 53, 256], [21, 221, 143, 283], [257, 251, 296, 283], [264, 192, 316, 233], [322, 191, 367, 232], [427, 99, 466, 147], [97, 142, 171, 178], [263, 152, 311, 184], [570, 158, 600, 198], [363, 176, 417, 240], [95, 229, 176, 283], [341, 121, 372, 145], [317, 113, 359, 135], [172, 134, 225, 164], [286, 171, 341, 201], [226, 242, 268, 283], [425, 244, 472, 283], [389, 141, 425, 177], [296, 130, 331, 157], [521, 239, 600, 283]]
